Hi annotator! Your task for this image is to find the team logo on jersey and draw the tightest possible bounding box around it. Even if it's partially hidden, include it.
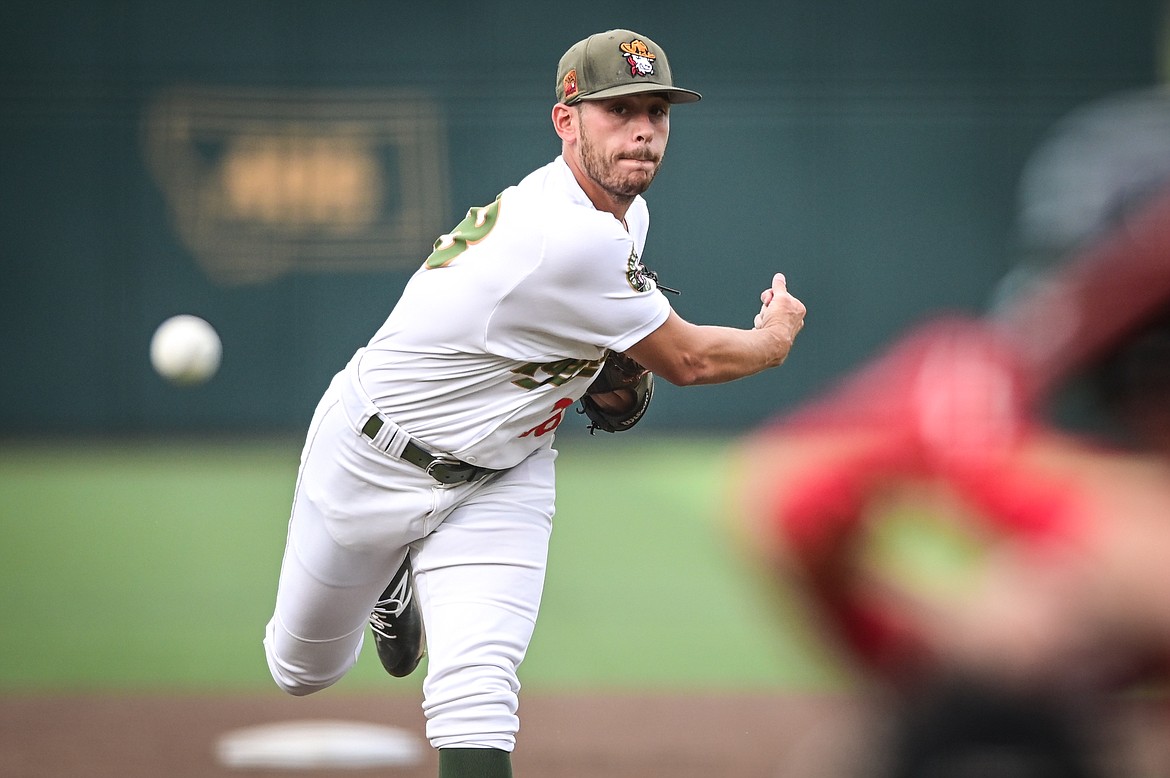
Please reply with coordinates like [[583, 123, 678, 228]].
[[625, 248, 653, 293], [562, 69, 579, 101], [620, 39, 656, 77]]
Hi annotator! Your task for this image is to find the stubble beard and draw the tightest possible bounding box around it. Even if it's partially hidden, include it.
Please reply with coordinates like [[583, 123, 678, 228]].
[[578, 121, 662, 203]]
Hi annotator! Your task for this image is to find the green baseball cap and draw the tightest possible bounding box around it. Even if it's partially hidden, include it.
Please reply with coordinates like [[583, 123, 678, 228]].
[[556, 29, 702, 105]]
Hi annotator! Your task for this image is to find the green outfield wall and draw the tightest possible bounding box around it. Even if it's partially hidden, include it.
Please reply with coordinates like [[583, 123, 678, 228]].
[[1, 0, 1161, 434]]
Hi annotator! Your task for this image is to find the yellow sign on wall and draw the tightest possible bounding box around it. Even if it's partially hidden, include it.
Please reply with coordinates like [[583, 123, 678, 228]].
[[143, 86, 449, 285]]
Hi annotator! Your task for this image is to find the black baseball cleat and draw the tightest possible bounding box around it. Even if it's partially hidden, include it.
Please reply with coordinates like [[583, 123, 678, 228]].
[[369, 556, 426, 678]]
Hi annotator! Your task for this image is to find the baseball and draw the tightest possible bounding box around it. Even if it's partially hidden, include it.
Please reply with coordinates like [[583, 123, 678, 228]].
[[150, 314, 222, 385]]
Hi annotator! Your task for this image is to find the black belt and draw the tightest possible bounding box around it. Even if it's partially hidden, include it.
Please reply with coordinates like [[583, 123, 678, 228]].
[[361, 415, 499, 485]]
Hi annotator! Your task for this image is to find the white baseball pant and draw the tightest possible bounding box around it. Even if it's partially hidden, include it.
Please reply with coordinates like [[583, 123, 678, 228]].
[[264, 368, 556, 751]]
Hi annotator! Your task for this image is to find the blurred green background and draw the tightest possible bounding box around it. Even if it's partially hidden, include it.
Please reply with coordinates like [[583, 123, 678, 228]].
[[0, 435, 842, 694], [1, 0, 1163, 436]]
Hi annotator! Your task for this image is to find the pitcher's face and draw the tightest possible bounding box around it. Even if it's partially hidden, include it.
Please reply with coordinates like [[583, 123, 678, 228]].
[[574, 94, 670, 200]]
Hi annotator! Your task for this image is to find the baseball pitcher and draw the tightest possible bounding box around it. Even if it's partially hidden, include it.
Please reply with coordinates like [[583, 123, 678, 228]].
[[264, 28, 806, 778]]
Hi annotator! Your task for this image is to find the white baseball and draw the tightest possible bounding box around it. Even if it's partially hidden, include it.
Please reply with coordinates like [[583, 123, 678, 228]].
[[150, 314, 222, 385]]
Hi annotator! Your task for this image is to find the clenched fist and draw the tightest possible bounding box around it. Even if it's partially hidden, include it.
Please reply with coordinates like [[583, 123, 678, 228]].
[[755, 272, 806, 345]]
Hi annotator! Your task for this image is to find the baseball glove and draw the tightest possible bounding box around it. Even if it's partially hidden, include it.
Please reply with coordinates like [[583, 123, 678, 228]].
[[579, 351, 654, 434]]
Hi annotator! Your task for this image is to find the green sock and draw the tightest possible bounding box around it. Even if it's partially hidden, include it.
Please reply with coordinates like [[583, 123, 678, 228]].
[[438, 747, 513, 778]]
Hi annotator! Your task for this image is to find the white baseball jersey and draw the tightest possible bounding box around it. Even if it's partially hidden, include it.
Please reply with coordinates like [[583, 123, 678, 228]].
[[355, 155, 671, 469]]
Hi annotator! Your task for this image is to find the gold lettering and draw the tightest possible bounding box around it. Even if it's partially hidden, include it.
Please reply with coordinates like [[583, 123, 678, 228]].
[[221, 134, 383, 232], [510, 357, 604, 390]]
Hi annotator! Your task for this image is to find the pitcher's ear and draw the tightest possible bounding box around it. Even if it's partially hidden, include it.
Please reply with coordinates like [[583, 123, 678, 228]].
[[551, 102, 578, 141]]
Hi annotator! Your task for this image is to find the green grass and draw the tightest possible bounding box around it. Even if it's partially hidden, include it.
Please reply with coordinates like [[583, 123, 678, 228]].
[[0, 436, 844, 693]]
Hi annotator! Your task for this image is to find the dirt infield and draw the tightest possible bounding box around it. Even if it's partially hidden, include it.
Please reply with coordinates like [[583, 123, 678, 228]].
[[0, 692, 875, 778]]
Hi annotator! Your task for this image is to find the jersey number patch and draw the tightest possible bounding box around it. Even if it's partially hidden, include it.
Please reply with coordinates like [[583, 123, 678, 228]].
[[425, 197, 502, 268], [520, 397, 575, 438]]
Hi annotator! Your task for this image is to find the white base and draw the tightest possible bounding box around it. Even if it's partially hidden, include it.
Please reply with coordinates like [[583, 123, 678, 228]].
[[215, 719, 425, 769]]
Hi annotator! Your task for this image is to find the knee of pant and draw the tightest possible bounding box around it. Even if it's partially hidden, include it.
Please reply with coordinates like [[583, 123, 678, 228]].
[[269, 659, 348, 697], [265, 653, 342, 697], [273, 677, 325, 697], [263, 631, 356, 697]]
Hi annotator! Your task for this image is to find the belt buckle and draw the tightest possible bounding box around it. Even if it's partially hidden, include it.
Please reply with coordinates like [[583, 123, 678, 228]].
[[425, 457, 468, 485]]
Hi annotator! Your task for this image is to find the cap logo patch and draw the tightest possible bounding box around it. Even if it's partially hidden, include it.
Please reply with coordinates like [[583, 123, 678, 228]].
[[562, 69, 578, 100], [619, 38, 656, 77]]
